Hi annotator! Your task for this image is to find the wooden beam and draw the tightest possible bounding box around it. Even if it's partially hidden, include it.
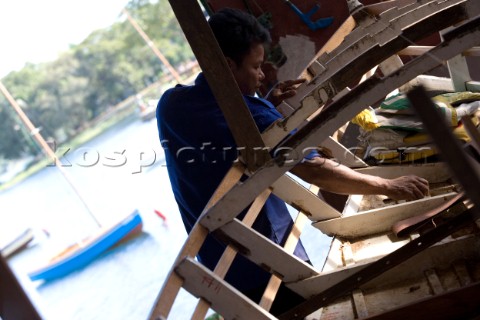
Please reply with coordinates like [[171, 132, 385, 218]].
[[200, 12, 480, 232], [148, 163, 245, 319], [167, 0, 268, 171], [217, 219, 318, 282], [313, 192, 459, 238], [363, 281, 480, 320], [191, 188, 271, 320], [176, 258, 277, 320], [399, 46, 480, 56], [287, 234, 480, 297], [270, 175, 341, 221]]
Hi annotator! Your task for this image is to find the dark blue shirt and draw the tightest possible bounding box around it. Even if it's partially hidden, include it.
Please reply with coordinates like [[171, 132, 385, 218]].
[[156, 73, 309, 292]]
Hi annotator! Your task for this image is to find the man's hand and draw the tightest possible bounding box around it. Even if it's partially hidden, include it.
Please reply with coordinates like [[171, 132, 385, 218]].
[[384, 175, 430, 201], [266, 78, 306, 106]]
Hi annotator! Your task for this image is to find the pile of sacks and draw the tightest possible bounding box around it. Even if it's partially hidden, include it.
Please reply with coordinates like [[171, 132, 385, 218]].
[[351, 91, 480, 164]]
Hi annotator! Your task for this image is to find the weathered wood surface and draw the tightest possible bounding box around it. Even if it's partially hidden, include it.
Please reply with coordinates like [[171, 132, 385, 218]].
[[217, 219, 318, 282], [271, 174, 341, 221], [191, 188, 271, 320], [201, 13, 480, 232], [167, 0, 268, 171], [151, 2, 480, 319], [313, 192, 459, 238], [262, 0, 478, 150], [176, 258, 277, 320], [148, 164, 245, 319]]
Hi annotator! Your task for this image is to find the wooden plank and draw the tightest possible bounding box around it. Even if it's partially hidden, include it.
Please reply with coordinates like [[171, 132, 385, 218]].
[[269, 0, 473, 132], [321, 136, 368, 168], [191, 188, 271, 320], [259, 186, 315, 310], [466, 80, 480, 92], [167, 0, 268, 170], [406, 77, 480, 217], [176, 258, 277, 320], [200, 15, 480, 232], [217, 219, 318, 282], [353, 163, 451, 183], [399, 46, 480, 56], [287, 234, 480, 297], [313, 192, 459, 238], [148, 164, 245, 320], [407, 75, 455, 92], [352, 289, 369, 318], [278, 206, 476, 319], [362, 281, 480, 320], [271, 175, 341, 221]]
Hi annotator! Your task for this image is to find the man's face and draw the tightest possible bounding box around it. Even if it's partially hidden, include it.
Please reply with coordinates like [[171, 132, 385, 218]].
[[228, 43, 265, 96]]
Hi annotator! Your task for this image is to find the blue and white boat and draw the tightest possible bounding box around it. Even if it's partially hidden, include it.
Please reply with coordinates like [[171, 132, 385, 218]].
[[28, 210, 143, 281]]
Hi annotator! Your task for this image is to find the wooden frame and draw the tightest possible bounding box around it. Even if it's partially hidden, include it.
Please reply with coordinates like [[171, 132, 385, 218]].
[[149, 1, 480, 319]]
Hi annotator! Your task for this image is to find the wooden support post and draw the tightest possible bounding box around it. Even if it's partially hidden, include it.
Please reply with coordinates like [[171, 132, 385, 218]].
[[167, 0, 269, 171]]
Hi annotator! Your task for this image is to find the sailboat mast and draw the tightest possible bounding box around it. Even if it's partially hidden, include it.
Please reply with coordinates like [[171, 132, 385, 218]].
[[122, 8, 182, 83], [0, 81, 102, 228]]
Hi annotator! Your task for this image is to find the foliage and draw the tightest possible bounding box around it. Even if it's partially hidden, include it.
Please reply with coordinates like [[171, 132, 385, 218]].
[[0, 0, 194, 160]]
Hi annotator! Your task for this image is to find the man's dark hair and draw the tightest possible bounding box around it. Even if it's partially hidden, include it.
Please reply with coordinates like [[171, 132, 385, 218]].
[[208, 8, 271, 66]]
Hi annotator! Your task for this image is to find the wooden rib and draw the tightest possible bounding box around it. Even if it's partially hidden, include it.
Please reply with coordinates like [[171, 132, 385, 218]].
[[287, 235, 479, 297], [313, 192, 459, 238], [147, 163, 245, 320], [191, 188, 271, 320], [399, 46, 480, 56], [262, 0, 475, 149], [200, 13, 480, 232], [258, 186, 316, 311], [218, 219, 318, 282], [176, 258, 277, 320], [271, 175, 340, 221]]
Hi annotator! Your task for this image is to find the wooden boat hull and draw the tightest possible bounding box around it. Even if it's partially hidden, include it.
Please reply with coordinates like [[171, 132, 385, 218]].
[[28, 210, 143, 281]]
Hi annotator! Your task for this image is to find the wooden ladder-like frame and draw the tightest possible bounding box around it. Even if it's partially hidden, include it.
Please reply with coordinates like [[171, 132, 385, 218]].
[[148, 1, 480, 319]]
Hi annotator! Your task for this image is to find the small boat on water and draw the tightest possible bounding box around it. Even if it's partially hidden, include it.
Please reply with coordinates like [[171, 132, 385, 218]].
[[0, 227, 34, 258], [28, 210, 143, 281]]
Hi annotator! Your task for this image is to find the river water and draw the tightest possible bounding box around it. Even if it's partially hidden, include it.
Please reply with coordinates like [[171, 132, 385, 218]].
[[0, 115, 331, 320]]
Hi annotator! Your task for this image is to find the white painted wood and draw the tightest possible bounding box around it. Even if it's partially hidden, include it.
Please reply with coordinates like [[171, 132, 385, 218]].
[[466, 81, 480, 92], [342, 194, 364, 216], [399, 46, 480, 56], [201, 19, 480, 232], [353, 163, 452, 183], [218, 219, 318, 282], [321, 136, 368, 168], [312, 192, 459, 238], [287, 234, 480, 298], [408, 75, 455, 92], [176, 258, 277, 320], [271, 174, 341, 221]]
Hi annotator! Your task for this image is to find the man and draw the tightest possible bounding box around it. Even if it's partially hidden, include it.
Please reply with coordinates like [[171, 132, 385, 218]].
[[156, 8, 429, 315]]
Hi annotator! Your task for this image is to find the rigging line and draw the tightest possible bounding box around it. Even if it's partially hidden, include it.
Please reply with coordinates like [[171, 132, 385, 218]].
[[0, 81, 102, 228]]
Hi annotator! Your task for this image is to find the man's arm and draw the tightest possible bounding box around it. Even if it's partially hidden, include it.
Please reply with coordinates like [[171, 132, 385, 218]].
[[290, 157, 429, 201]]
